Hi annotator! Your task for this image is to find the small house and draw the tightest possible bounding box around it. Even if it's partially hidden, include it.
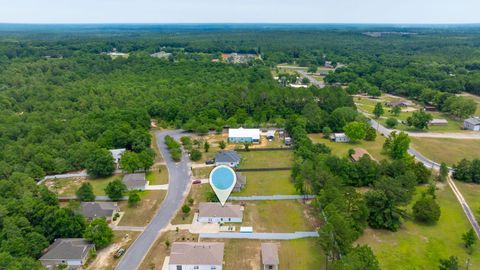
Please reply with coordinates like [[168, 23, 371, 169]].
[[464, 117, 480, 131], [168, 242, 224, 270], [266, 130, 276, 140], [233, 172, 246, 192], [261, 243, 279, 270], [228, 128, 260, 144], [330, 133, 350, 143], [39, 238, 94, 269], [284, 137, 292, 146], [197, 202, 243, 223], [122, 173, 148, 190], [429, 119, 448, 126], [109, 148, 126, 168], [215, 150, 241, 167], [80, 202, 118, 222], [350, 148, 374, 162]]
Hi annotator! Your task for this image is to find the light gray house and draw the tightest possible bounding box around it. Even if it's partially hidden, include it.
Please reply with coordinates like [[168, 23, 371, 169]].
[[80, 202, 118, 222], [214, 150, 241, 167], [197, 202, 243, 223], [261, 243, 279, 270], [330, 133, 350, 143], [464, 117, 480, 131], [123, 173, 148, 190], [109, 148, 126, 168], [168, 242, 224, 270], [39, 238, 94, 269]]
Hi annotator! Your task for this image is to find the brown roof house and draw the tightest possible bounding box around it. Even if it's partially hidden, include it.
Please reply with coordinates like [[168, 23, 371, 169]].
[[261, 243, 279, 270], [350, 148, 375, 162], [39, 238, 95, 269], [80, 202, 118, 222], [197, 202, 243, 223], [168, 242, 224, 270], [122, 173, 148, 190]]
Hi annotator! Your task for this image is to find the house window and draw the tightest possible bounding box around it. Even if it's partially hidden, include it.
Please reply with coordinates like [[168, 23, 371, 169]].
[[211, 267, 217, 270], [228, 218, 231, 221], [194, 266, 199, 269], [269, 266, 273, 270], [176, 266, 182, 270]]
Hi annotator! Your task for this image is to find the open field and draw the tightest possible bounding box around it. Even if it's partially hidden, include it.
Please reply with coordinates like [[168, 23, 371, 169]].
[[357, 184, 480, 269], [411, 137, 480, 166], [454, 181, 480, 221], [87, 231, 140, 270], [146, 165, 168, 185], [45, 174, 122, 196], [308, 133, 387, 161], [171, 184, 213, 225], [233, 170, 298, 196], [192, 166, 213, 179], [240, 150, 294, 168], [118, 190, 167, 227]]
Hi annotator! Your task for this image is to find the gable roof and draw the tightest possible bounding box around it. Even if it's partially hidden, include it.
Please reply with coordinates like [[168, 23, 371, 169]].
[[198, 203, 243, 219], [465, 117, 480, 126], [169, 242, 224, 265], [228, 128, 260, 140], [215, 150, 241, 163], [40, 238, 94, 261], [261, 243, 279, 266], [109, 148, 126, 161], [80, 202, 117, 219], [350, 148, 374, 162], [123, 173, 147, 189]]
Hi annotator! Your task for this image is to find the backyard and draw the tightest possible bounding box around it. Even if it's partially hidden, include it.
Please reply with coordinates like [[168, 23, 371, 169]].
[[240, 150, 294, 168], [233, 170, 298, 196], [410, 137, 480, 166]]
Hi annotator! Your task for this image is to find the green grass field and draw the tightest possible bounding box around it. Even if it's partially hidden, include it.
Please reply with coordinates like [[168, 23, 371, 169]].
[[146, 165, 168, 185], [240, 150, 294, 168], [454, 181, 480, 221], [233, 170, 298, 196], [357, 185, 480, 269], [411, 137, 480, 166]]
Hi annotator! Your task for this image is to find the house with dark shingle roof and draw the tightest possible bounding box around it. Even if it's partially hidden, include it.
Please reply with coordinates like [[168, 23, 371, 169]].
[[122, 173, 148, 190], [80, 202, 118, 222], [214, 150, 241, 167], [464, 117, 480, 131], [261, 243, 279, 270], [168, 242, 224, 270], [39, 238, 94, 269]]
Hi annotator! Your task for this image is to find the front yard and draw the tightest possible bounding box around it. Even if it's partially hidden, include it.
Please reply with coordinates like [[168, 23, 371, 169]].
[[118, 190, 167, 227]]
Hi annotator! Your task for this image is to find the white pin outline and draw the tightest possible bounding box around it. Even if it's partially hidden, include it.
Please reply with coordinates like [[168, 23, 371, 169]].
[[209, 165, 237, 206]]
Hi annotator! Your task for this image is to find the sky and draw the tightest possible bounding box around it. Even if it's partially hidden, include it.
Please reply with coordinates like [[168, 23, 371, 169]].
[[0, 0, 479, 24]]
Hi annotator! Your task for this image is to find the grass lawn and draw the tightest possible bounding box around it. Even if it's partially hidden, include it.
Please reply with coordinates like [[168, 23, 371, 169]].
[[242, 200, 319, 232], [240, 150, 294, 169], [233, 170, 298, 196], [45, 174, 122, 196], [118, 190, 166, 227], [356, 184, 480, 270], [171, 184, 213, 225], [146, 165, 168, 185], [454, 181, 480, 222], [308, 133, 387, 161], [150, 130, 163, 163], [192, 166, 213, 179], [410, 137, 480, 166]]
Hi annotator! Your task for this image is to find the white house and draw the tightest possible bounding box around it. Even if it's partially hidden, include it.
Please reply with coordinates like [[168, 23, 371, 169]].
[[109, 148, 126, 168], [330, 133, 350, 143], [197, 203, 243, 223], [39, 238, 94, 269], [168, 242, 224, 270], [464, 117, 480, 131], [228, 128, 260, 144]]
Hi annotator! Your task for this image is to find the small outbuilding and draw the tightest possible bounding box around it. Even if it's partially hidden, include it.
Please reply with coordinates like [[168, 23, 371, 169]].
[[228, 127, 260, 144], [261, 243, 279, 270], [39, 238, 94, 269], [429, 119, 448, 126], [197, 202, 243, 223], [80, 202, 118, 222], [266, 130, 276, 140], [464, 117, 480, 131], [330, 133, 350, 143], [215, 150, 241, 167], [122, 173, 148, 190]]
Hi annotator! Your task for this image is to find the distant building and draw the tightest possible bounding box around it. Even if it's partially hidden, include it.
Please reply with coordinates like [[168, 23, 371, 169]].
[[221, 53, 257, 64], [109, 148, 126, 168], [261, 243, 279, 270], [284, 137, 292, 146], [168, 242, 224, 270], [233, 172, 246, 192], [122, 173, 148, 190], [330, 133, 350, 143], [197, 202, 243, 223], [80, 202, 118, 222], [350, 148, 374, 162], [324, 61, 334, 68], [228, 128, 260, 144], [429, 119, 448, 126], [266, 130, 276, 140], [39, 238, 94, 269], [385, 101, 410, 107], [150, 51, 172, 60], [464, 117, 480, 131], [215, 150, 241, 167]]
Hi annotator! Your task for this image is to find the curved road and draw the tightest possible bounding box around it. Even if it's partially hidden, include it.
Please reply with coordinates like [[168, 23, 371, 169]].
[[116, 130, 191, 270]]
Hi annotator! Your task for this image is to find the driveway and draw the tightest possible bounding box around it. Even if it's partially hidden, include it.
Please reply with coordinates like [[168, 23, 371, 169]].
[[115, 130, 192, 270]]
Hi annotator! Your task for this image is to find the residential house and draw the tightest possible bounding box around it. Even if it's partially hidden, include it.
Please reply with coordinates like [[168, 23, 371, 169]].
[[109, 148, 126, 168], [464, 117, 480, 131], [39, 238, 94, 269], [168, 242, 224, 270], [150, 51, 172, 60], [261, 243, 279, 270], [228, 127, 260, 144], [385, 101, 410, 107], [214, 150, 241, 167], [284, 137, 292, 146], [123, 173, 148, 190], [330, 133, 350, 143], [233, 172, 246, 192], [197, 202, 243, 223], [80, 202, 118, 222], [266, 130, 276, 140], [324, 61, 334, 68], [350, 148, 374, 162], [429, 119, 448, 126]]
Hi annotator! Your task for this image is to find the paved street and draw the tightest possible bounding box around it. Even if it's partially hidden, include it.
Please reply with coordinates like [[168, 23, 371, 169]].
[[116, 130, 191, 270], [199, 231, 319, 240], [296, 69, 325, 88]]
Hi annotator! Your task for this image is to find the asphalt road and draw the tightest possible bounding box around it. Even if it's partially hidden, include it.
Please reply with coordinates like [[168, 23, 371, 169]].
[[297, 69, 325, 88], [116, 130, 191, 270]]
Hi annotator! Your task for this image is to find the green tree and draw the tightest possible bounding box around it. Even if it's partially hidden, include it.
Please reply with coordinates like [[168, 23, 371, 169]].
[[462, 229, 476, 253], [438, 256, 459, 270], [364, 126, 377, 141], [138, 150, 154, 171], [385, 117, 398, 128], [412, 197, 441, 224], [86, 149, 115, 177], [128, 191, 141, 207], [322, 126, 332, 138], [120, 151, 142, 173], [204, 141, 210, 153], [373, 103, 384, 119], [307, 65, 317, 73], [190, 149, 202, 161], [76, 183, 95, 202], [439, 162, 449, 182], [181, 204, 191, 217], [218, 140, 226, 149], [406, 110, 433, 130], [365, 190, 402, 231], [343, 121, 367, 142], [391, 106, 401, 116], [83, 217, 113, 249], [383, 131, 411, 159], [104, 179, 127, 201], [331, 245, 380, 270]]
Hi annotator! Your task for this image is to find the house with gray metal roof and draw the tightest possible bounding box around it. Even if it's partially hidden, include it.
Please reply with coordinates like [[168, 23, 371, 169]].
[[261, 243, 279, 270], [464, 117, 480, 131], [109, 148, 126, 168], [168, 242, 224, 270], [197, 202, 243, 223], [39, 238, 94, 269], [214, 150, 241, 167], [123, 173, 148, 190], [80, 202, 118, 222]]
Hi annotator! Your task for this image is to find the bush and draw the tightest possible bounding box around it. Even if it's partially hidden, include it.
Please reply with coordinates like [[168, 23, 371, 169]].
[[412, 197, 441, 224], [190, 149, 202, 161], [385, 117, 398, 128], [76, 182, 95, 202]]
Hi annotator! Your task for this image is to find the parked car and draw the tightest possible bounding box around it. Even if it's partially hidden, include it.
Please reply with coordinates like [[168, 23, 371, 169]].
[[205, 159, 215, 165], [192, 180, 201, 184], [114, 248, 126, 258]]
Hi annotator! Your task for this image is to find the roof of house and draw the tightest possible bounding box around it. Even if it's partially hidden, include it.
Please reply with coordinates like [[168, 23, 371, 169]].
[[169, 242, 224, 266], [350, 148, 374, 162], [261, 243, 279, 265], [215, 150, 241, 163], [123, 173, 147, 189], [235, 172, 246, 188], [40, 238, 94, 261], [465, 117, 480, 125], [228, 127, 260, 140], [266, 130, 276, 137], [109, 148, 126, 161], [198, 203, 243, 219], [331, 133, 348, 138], [80, 202, 117, 219], [429, 119, 448, 124], [386, 100, 410, 106]]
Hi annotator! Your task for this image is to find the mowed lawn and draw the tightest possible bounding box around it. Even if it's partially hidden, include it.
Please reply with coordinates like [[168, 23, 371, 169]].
[[411, 137, 480, 166], [240, 150, 294, 168], [146, 165, 168, 185], [356, 185, 480, 269], [233, 170, 298, 196], [308, 133, 387, 161], [454, 181, 480, 221]]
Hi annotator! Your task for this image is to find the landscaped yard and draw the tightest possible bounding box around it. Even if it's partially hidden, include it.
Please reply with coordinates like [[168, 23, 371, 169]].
[[146, 165, 168, 185], [411, 137, 480, 166], [240, 150, 294, 168], [233, 170, 298, 196], [45, 174, 122, 196], [118, 190, 166, 227], [356, 184, 480, 269], [308, 133, 387, 161]]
